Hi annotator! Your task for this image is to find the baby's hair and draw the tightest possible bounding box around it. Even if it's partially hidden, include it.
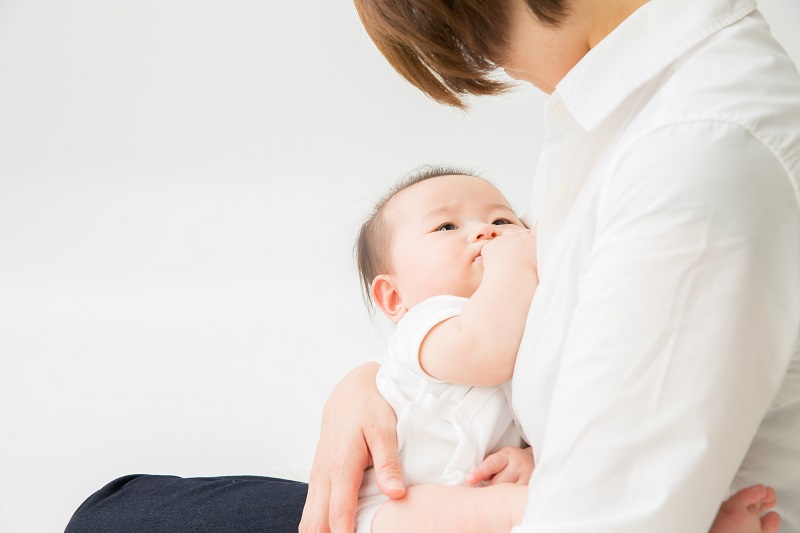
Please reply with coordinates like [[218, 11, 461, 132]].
[[355, 165, 479, 311]]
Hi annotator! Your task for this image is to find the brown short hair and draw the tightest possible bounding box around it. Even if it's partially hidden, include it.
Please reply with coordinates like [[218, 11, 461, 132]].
[[355, 165, 479, 309], [353, 0, 569, 109]]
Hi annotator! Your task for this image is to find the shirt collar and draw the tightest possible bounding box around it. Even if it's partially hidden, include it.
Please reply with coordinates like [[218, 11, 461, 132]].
[[555, 0, 758, 131]]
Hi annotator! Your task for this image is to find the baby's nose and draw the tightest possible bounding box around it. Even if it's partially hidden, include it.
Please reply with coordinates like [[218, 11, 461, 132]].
[[471, 223, 499, 241]]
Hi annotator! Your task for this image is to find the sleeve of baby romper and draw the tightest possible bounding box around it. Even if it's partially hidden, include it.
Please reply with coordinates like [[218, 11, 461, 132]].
[[391, 295, 468, 380]]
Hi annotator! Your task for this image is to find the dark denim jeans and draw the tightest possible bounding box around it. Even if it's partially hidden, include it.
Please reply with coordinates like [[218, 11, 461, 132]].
[[65, 474, 308, 533]]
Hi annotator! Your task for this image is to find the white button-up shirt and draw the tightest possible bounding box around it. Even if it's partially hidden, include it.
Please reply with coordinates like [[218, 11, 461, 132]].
[[512, 0, 800, 531]]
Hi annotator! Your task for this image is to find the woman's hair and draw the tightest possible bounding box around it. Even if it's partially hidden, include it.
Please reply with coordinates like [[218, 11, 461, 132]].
[[355, 165, 478, 310], [353, 0, 569, 109]]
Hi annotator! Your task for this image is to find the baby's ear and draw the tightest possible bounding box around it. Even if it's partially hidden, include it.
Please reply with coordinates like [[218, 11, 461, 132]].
[[371, 275, 408, 322]]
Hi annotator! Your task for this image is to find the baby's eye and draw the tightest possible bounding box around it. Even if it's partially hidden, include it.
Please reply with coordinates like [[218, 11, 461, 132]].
[[436, 223, 457, 231], [492, 219, 511, 226]]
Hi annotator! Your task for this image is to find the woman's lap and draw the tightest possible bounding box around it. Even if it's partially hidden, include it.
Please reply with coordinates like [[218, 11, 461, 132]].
[[65, 474, 308, 533]]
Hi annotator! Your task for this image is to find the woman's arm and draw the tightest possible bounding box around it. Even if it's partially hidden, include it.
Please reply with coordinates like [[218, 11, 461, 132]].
[[299, 362, 404, 533], [515, 124, 800, 531]]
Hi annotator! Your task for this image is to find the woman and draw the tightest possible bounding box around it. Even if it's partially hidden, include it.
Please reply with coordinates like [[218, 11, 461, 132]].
[[300, 0, 800, 532]]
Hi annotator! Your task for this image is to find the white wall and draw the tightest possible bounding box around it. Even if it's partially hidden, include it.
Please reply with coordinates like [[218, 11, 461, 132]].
[[0, 1, 797, 532]]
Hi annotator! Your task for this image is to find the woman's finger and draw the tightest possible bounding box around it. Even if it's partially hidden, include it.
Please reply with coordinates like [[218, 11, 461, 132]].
[[327, 460, 364, 533], [299, 462, 332, 532], [368, 422, 405, 499]]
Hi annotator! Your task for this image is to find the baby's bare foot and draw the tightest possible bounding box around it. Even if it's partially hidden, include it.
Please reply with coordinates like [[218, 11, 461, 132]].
[[710, 484, 780, 533]]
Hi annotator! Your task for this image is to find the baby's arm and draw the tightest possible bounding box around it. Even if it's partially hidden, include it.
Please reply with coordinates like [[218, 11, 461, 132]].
[[420, 228, 538, 385]]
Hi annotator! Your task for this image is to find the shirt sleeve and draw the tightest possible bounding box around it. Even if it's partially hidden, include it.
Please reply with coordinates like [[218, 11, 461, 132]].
[[515, 122, 800, 532]]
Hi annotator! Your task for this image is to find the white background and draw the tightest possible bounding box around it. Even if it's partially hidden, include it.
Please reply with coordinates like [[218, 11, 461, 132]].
[[0, 1, 797, 532]]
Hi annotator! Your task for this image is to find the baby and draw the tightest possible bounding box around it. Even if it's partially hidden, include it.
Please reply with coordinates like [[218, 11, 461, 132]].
[[353, 167, 780, 533]]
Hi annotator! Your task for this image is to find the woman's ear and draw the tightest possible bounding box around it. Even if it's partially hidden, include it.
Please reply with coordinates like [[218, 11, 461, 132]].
[[371, 274, 408, 322]]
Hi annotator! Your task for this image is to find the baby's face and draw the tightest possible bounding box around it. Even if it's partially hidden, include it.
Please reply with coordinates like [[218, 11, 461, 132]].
[[384, 174, 525, 309]]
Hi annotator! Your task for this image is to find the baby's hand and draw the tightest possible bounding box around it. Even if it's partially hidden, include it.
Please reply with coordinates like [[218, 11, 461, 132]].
[[465, 446, 535, 486], [480, 227, 538, 275]]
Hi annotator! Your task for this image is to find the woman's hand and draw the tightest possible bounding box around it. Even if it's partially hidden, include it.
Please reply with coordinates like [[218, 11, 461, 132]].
[[299, 362, 405, 533]]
